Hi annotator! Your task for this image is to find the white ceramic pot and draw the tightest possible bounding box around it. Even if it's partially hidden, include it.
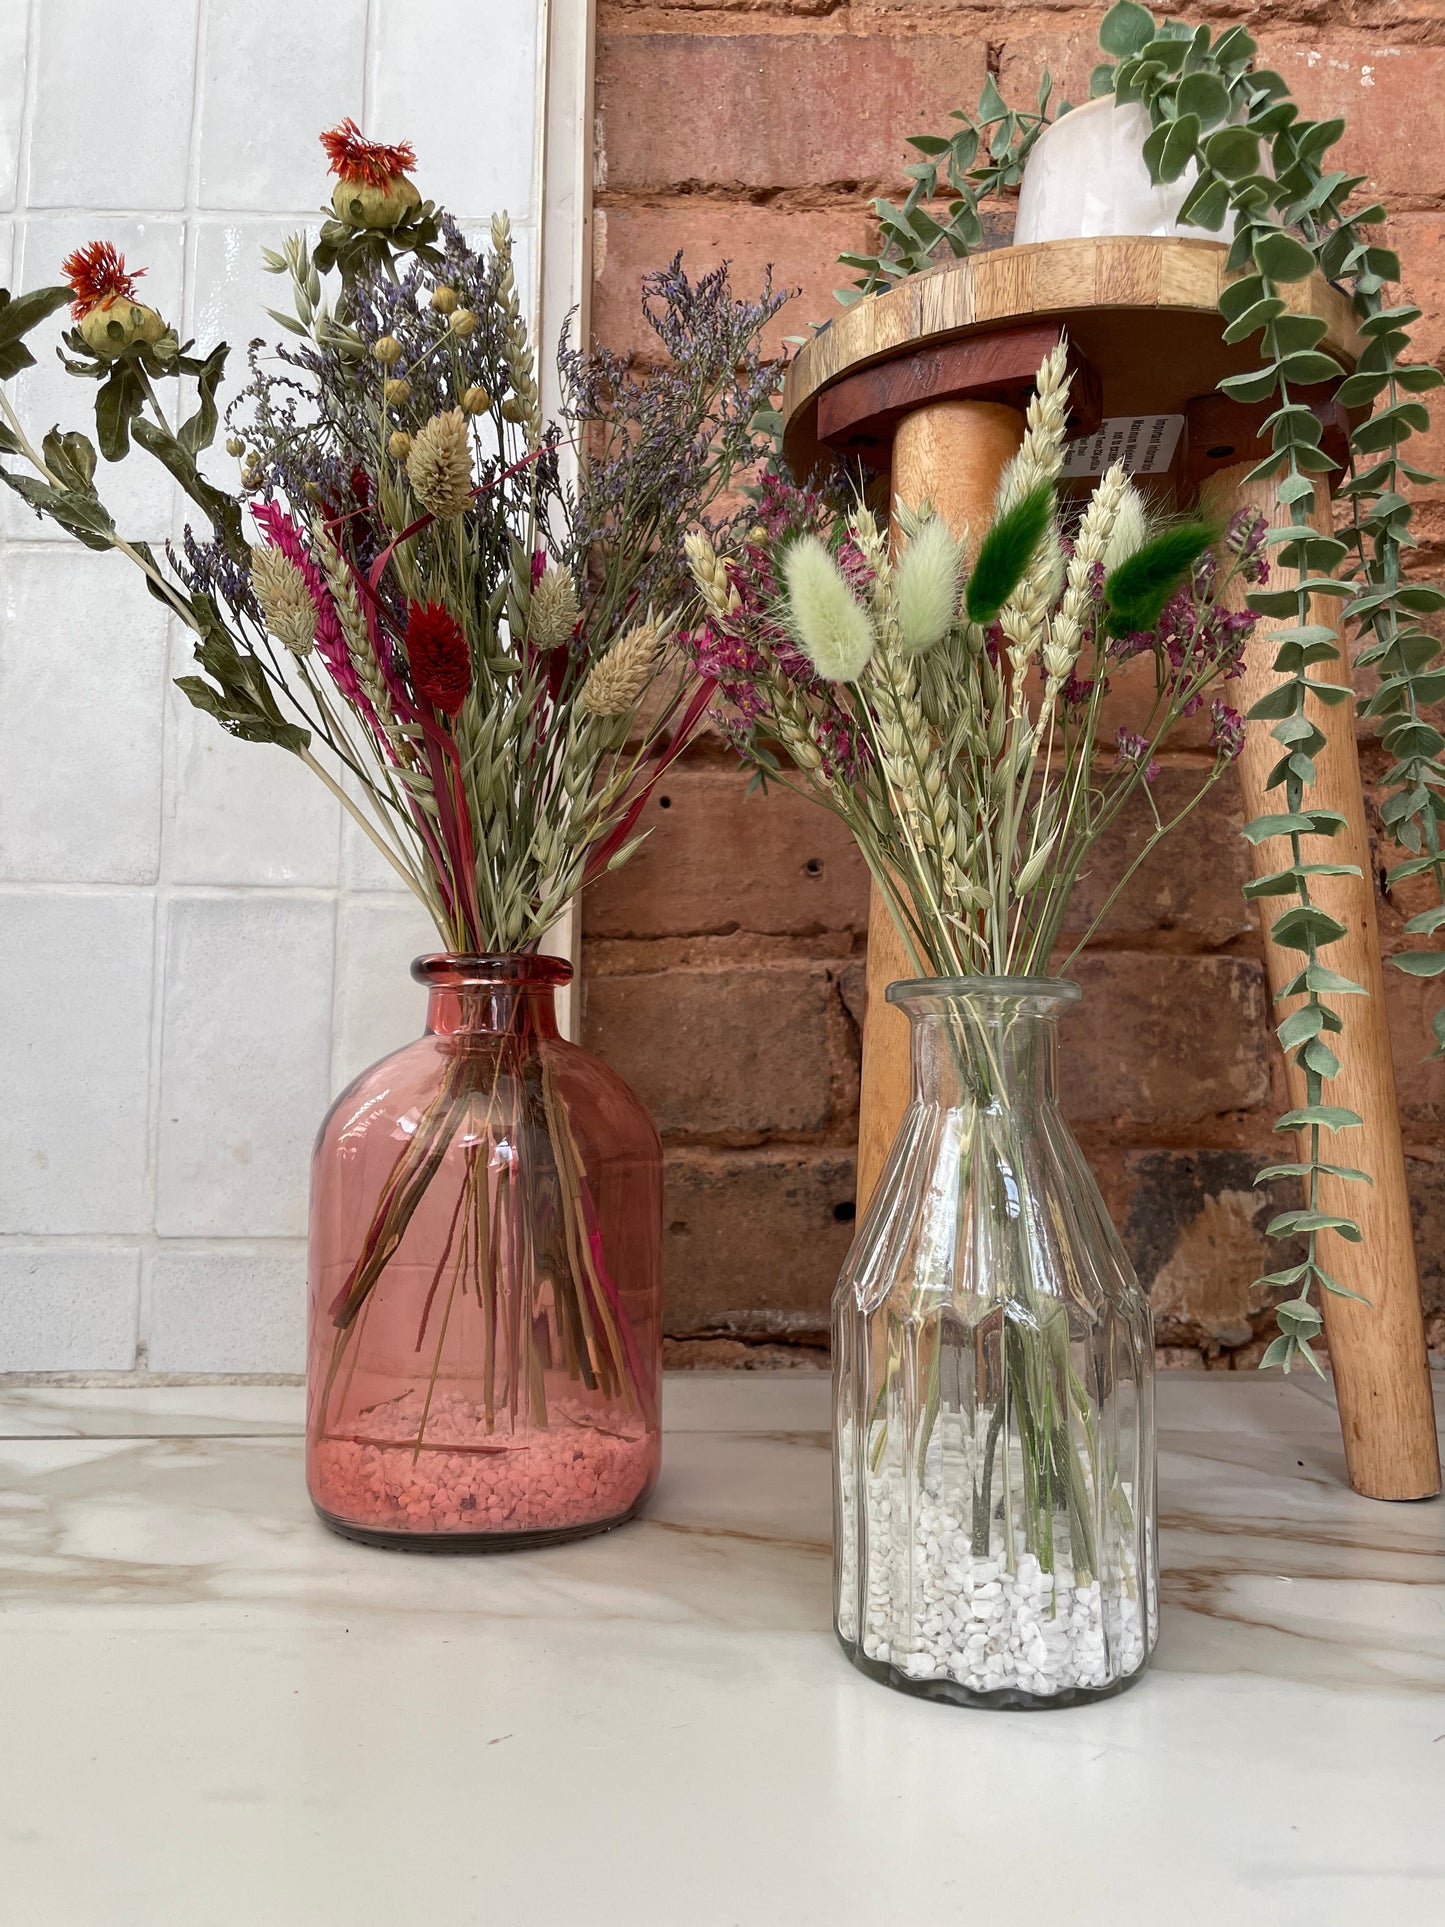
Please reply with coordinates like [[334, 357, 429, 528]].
[[1014, 96, 1200, 245]]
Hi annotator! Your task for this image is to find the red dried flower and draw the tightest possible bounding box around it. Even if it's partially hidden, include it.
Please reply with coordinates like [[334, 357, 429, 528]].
[[61, 241, 144, 319], [320, 118, 417, 189], [405, 600, 471, 717]]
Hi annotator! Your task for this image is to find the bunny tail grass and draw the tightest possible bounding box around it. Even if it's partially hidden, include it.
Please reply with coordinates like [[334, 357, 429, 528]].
[[1104, 518, 1220, 639], [964, 482, 1054, 627]]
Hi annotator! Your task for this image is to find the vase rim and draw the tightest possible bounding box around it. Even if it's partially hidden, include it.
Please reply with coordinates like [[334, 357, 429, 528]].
[[411, 951, 574, 989], [886, 972, 1080, 1010]]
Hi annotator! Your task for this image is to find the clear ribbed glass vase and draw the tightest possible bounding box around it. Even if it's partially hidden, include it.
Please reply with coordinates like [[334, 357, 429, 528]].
[[833, 976, 1157, 1707]]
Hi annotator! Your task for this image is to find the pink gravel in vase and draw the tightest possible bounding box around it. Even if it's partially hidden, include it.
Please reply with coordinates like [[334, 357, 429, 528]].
[[312, 1390, 658, 1540]]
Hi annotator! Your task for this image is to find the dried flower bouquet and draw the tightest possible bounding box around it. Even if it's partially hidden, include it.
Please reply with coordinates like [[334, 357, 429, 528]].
[[686, 344, 1266, 1608], [0, 122, 783, 1479], [688, 345, 1262, 983]]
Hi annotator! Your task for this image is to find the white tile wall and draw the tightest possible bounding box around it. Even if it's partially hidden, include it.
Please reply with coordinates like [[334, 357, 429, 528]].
[[163, 628, 340, 887], [369, 0, 540, 223], [195, 1, 368, 211], [0, 890, 156, 1235], [0, 548, 169, 881], [0, 7, 27, 214], [148, 1245, 306, 1373], [156, 892, 336, 1238], [0, 1248, 141, 1372], [26, 0, 200, 210], [0, 0, 557, 1377], [331, 890, 436, 1091]]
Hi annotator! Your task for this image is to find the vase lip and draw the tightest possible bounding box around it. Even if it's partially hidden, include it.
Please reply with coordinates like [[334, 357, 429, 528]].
[[886, 972, 1081, 1011], [412, 951, 574, 990]]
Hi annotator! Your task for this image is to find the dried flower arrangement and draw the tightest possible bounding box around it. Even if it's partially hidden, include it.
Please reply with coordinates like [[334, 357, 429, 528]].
[[0, 122, 783, 1468], [683, 344, 1266, 1665], [687, 346, 1262, 985]]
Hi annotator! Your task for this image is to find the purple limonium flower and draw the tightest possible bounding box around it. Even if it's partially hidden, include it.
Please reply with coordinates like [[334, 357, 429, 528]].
[[1116, 726, 1160, 783], [1227, 505, 1269, 585], [1209, 698, 1246, 762]]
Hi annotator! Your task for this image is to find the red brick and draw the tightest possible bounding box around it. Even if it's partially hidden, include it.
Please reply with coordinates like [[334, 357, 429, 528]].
[[992, 32, 1445, 209], [1405, 1154, 1445, 1315], [1063, 763, 1254, 947], [582, 955, 859, 1140], [996, 31, 1108, 115], [1385, 964, 1445, 1122], [1391, 213, 1445, 368], [609, 1, 841, 14], [584, 760, 871, 937], [597, 31, 989, 193], [1253, 37, 1445, 207], [589, 0, 1445, 1368], [1118, 1148, 1298, 1351], [1062, 953, 1271, 1125], [592, 202, 870, 360], [661, 1146, 856, 1336]]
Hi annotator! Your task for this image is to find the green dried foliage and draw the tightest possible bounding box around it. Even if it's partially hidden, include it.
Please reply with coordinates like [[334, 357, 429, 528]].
[[692, 350, 1261, 986]]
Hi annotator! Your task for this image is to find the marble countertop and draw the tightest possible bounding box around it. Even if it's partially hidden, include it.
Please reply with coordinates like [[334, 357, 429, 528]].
[[2, 1373, 1442, 1926]]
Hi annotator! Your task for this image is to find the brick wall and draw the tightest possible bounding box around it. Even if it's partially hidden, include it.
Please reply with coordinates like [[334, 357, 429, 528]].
[[585, 0, 1445, 1367]]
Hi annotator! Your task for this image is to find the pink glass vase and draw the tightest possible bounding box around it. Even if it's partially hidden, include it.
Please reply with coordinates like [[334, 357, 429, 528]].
[[306, 953, 662, 1549]]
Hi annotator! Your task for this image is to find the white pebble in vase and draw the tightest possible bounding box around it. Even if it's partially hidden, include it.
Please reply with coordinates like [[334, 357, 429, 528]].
[[1014, 96, 1200, 245]]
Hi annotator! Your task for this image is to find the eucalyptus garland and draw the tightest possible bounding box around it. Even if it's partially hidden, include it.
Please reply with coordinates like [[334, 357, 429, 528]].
[[840, 1, 1444, 1372]]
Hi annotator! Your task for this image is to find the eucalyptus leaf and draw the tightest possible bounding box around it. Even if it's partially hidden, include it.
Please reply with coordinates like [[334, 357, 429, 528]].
[[1253, 228, 1316, 282], [1158, 113, 1201, 183], [1203, 126, 1260, 179], [1219, 366, 1278, 404], [1099, 1, 1155, 58], [1222, 296, 1287, 343], [1176, 70, 1231, 129], [1177, 174, 1231, 231]]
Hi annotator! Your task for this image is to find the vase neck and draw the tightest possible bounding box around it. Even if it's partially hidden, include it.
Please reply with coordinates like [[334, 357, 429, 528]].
[[887, 975, 1079, 1112], [413, 952, 569, 1042]]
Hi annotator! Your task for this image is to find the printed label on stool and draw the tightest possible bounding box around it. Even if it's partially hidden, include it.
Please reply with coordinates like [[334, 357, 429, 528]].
[[1061, 415, 1184, 479]]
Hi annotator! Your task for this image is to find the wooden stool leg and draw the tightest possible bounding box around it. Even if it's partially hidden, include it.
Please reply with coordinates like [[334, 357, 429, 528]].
[[855, 399, 1025, 1217], [1203, 461, 1440, 1500]]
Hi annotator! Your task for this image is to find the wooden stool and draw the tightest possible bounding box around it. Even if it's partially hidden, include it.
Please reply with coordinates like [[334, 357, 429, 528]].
[[781, 236, 1439, 1502]]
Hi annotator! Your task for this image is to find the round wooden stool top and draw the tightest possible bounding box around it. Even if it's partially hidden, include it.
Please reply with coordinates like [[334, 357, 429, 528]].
[[780, 236, 1362, 480]]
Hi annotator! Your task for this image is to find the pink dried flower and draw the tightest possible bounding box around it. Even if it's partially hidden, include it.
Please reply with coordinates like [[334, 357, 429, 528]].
[[250, 503, 373, 720], [406, 600, 471, 717]]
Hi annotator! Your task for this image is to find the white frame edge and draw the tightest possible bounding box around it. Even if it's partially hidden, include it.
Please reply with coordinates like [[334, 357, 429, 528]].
[[536, 0, 596, 1041]]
